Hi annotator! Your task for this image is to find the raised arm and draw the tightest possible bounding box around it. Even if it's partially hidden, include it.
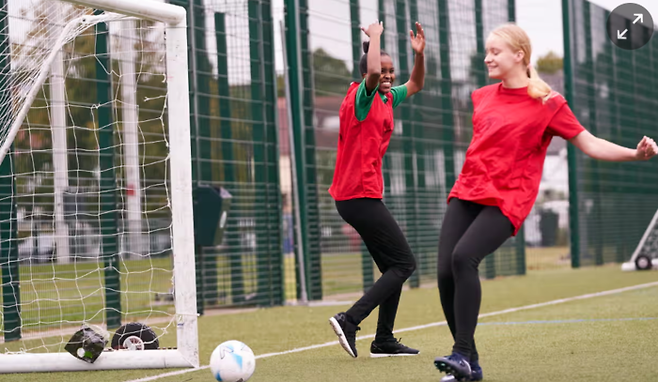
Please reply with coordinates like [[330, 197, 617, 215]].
[[361, 21, 384, 94], [405, 22, 425, 97]]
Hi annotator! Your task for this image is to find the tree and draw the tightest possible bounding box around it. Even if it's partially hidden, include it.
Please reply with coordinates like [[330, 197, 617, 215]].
[[468, 51, 486, 86], [313, 48, 351, 97], [536, 51, 563, 75], [12, 4, 172, 220], [276, 48, 351, 98], [277, 74, 285, 98]]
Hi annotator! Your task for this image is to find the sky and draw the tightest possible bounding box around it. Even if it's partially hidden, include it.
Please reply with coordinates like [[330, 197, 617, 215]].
[[518, 0, 658, 63], [76, 0, 657, 84], [267, 0, 658, 76], [175, 0, 658, 84]]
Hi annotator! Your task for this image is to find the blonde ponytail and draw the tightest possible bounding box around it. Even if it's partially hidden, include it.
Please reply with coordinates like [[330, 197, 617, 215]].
[[491, 23, 553, 102], [527, 65, 552, 102]]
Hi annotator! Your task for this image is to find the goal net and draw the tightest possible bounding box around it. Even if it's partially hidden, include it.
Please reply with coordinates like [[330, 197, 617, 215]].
[[0, 0, 197, 373]]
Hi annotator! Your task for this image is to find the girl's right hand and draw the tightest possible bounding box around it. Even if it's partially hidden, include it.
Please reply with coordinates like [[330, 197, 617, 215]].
[[635, 136, 657, 160], [361, 21, 383, 37]]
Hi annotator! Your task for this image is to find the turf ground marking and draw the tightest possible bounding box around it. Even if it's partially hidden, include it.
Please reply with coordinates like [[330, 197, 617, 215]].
[[124, 281, 658, 382]]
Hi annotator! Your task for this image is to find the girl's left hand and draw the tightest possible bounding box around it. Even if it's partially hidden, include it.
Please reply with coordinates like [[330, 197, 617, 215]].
[[410, 22, 425, 54]]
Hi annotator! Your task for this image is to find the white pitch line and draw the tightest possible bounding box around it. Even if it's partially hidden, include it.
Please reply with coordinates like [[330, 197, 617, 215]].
[[124, 280, 658, 382]]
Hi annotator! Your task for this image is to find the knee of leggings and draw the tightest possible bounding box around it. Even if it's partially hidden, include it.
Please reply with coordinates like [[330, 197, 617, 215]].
[[437, 266, 452, 282], [451, 250, 477, 276], [401, 256, 417, 279]]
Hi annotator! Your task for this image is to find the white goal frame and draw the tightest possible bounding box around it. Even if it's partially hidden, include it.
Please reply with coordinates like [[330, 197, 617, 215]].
[[0, 0, 198, 373], [622, 208, 658, 271]]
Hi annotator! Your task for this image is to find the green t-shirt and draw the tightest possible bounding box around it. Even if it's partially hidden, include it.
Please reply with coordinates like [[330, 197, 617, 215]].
[[354, 81, 408, 121]]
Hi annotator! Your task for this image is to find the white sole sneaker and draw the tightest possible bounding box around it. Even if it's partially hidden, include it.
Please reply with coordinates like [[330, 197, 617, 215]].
[[370, 352, 420, 358], [329, 317, 356, 358]]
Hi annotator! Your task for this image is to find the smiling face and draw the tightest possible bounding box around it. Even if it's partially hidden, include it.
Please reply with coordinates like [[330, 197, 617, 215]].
[[378, 55, 395, 93], [484, 34, 525, 80], [361, 54, 396, 94]]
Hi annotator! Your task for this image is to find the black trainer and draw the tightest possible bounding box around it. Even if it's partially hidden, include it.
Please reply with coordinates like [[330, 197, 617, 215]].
[[440, 360, 483, 382], [329, 312, 360, 358], [434, 352, 472, 380], [369, 338, 420, 358]]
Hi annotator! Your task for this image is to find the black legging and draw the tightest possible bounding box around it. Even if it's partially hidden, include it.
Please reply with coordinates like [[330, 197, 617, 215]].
[[336, 198, 416, 342], [437, 198, 513, 359]]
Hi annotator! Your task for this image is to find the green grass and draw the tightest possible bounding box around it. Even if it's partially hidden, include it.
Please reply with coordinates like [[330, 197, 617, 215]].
[[3, 265, 657, 381], [318, 246, 575, 301], [1, 257, 175, 333], [321, 252, 365, 296], [525, 246, 571, 270], [4, 244, 565, 329]]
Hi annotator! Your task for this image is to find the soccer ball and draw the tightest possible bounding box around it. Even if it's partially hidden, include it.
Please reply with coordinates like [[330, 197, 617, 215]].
[[209, 340, 256, 382]]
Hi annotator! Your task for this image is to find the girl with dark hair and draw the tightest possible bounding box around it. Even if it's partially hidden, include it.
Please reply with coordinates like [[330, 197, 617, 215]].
[[327, 20, 426, 359]]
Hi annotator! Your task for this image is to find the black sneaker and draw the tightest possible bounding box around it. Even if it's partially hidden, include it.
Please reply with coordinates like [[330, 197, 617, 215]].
[[369, 338, 420, 358], [434, 352, 472, 380], [329, 312, 360, 358], [470, 361, 483, 381], [440, 360, 483, 382]]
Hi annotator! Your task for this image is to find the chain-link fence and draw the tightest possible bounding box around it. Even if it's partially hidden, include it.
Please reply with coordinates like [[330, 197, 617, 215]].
[[563, 0, 658, 268], [3, 0, 655, 329]]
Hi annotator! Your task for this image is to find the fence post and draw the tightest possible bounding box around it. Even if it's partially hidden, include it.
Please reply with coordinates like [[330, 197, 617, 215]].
[[349, 0, 375, 292], [260, 0, 285, 305], [562, 0, 580, 268], [583, 1, 604, 266], [507, 0, 526, 276], [437, 0, 455, 194], [249, 0, 284, 306], [95, 14, 121, 329], [393, 0, 420, 288], [472, 0, 495, 279], [284, 0, 322, 300], [409, 0, 427, 286]]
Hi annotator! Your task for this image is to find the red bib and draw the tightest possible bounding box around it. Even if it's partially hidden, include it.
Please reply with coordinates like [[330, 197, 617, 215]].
[[329, 82, 394, 200]]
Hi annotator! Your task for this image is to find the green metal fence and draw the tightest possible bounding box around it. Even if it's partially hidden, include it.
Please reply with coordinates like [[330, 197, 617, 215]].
[[563, 0, 658, 268], [170, 0, 284, 309], [281, 0, 525, 302]]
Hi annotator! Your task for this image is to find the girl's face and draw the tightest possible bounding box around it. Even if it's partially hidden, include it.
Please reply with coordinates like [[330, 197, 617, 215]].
[[362, 55, 396, 93], [484, 35, 524, 80], [379, 55, 395, 93]]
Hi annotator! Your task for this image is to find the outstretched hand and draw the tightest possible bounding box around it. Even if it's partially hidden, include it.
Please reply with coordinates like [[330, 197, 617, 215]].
[[409, 22, 425, 54], [361, 20, 384, 37], [635, 136, 658, 160]]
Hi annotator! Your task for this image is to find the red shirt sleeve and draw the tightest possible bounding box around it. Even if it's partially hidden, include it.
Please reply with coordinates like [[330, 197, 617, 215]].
[[471, 88, 482, 104], [546, 100, 586, 140]]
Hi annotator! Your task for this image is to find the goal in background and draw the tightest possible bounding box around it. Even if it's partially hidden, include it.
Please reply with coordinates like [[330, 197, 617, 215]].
[[0, 0, 197, 373], [622, 208, 658, 271]]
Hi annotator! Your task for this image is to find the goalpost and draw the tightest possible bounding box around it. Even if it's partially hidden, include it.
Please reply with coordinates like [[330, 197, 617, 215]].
[[622, 208, 658, 271], [0, 0, 197, 373]]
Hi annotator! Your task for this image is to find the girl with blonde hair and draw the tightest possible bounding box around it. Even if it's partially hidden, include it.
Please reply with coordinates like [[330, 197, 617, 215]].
[[434, 23, 657, 381]]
